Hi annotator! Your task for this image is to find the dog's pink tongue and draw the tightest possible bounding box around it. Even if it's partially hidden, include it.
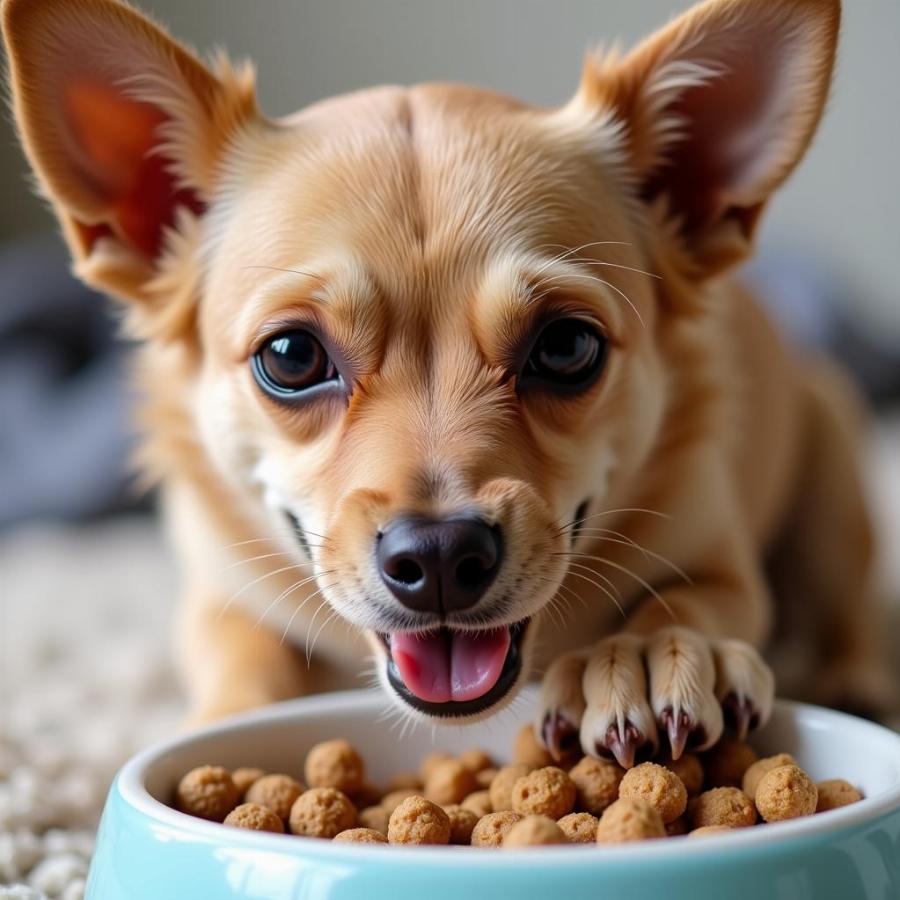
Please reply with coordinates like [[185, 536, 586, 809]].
[[390, 628, 511, 703]]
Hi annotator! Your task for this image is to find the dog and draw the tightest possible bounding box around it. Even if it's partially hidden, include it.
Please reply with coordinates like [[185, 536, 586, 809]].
[[4, 0, 892, 767]]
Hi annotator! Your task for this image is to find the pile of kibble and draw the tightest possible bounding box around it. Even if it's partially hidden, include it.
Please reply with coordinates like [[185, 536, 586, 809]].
[[172, 726, 862, 847]]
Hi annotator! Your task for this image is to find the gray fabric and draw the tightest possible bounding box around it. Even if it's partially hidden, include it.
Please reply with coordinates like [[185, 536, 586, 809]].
[[0, 234, 141, 528]]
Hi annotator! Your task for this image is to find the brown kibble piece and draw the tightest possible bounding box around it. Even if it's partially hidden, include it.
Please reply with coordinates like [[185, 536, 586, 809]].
[[816, 779, 863, 813], [461, 790, 493, 818], [231, 767, 266, 797], [557, 812, 599, 843], [568, 756, 624, 816], [690, 787, 757, 829], [659, 753, 704, 797], [458, 749, 494, 773], [596, 798, 665, 843], [289, 787, 357, 838], [489, 764, 532, 811], [387, 796, 451, 845], [245, 774, 304, 822], [381, 789, 419, 814], [619, 762, 687, 824], [741, 753, 796, 799], [513, 725, 554, 768], [304, 739, 365, 795], [223, 802, 285, 834], [503, 815, 568, 847], [470, 811, 524, 848], [755, 765, 818, 822], [334, 827, 388, 844], [476, 767, 498, 790], [175, 766, 240, 822], [703, 738, 759, 789], [512, 767, 576, 819], [420, 752, 455, 782], [386, 772, 422, 792], [424, 760, 478, 806], [689, 824, 733, 837], [442, 804, 479, 844], [358, 805, 389, 834]]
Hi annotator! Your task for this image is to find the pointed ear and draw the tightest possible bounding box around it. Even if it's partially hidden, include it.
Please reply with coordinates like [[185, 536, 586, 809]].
[[575, 0, 840, 277], [2, 0, 258, 302]]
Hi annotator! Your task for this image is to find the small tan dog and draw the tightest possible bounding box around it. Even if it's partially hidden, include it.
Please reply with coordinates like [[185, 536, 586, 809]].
[[3, 0, 891, 766]]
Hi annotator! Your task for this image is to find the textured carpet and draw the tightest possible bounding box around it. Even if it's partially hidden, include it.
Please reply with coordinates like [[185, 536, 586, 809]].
[[1, 417, 898, 898]]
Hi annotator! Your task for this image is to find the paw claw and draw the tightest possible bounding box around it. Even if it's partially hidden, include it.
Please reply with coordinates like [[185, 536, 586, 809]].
[[721, 692, 759, 741], [659, 707, 705, 760], [541, 711, 580, 761], [597, 720, 650, 769]]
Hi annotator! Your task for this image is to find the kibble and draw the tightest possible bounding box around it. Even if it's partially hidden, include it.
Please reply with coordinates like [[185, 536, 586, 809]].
[[223, 803, 285, 833], [568, 756, 623, 816], [424, 760, 478, 806], [245, 774, 304, 822], [443, 804, 479, 844], [231, 767, 265, 797], [741, 753, 796, 799], [172, 718, 859, 847], [755, 764, 817, 822], [690, 787, 757, 829], [557, 812, 598, 843], [502, 815, 567, 847], [703, 738, 759, 789], [387, 796, 451, 845], [289, 787, 357, 838], [596, 798, 665, 843], [175, 766, 240, 822], [489, 764, 532, 811], [305, 740, 365, 795], [619, 762, 687, 824], [816, 779, 862, 813], [334, 827, 388, 844], [470, 811, 523, 848]]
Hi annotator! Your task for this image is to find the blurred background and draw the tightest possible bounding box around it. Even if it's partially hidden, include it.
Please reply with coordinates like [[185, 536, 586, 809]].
[[0, 1, 898, 895]]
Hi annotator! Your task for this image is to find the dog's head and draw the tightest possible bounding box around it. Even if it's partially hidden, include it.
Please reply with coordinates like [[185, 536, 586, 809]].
[[3, 0, 839, 718]]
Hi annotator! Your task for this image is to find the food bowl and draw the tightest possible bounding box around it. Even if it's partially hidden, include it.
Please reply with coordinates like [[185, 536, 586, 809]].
[[85, 689, 900, 900]]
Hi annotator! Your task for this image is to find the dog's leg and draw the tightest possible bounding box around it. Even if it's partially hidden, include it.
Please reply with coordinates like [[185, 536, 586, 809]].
[[175, 597, 308, 725], [767, 362, 898, 718], [538, 574, 775, 766]]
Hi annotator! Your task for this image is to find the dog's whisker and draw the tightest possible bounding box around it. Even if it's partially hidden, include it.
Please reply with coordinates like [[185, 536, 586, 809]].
[[569, 258, 661, 281], [279, 583, 332, 645], [560, 554, 677, 622], [561, 544, 692, 586], [253, 570, 335, 631], [221, 550, 295, 572], [308, 609, 340, 664], [559, 563, 627, 619], [303, 595, 335, 663], [530, 240, 634, 277], [530, 271, 645, 328], [556, 506, 672, 534]]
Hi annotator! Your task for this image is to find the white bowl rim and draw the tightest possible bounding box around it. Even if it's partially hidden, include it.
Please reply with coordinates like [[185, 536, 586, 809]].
[[115, 692, 900, 868]]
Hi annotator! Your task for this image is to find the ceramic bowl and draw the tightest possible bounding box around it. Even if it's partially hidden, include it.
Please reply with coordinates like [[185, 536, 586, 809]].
[[85, 689, 900, 900]]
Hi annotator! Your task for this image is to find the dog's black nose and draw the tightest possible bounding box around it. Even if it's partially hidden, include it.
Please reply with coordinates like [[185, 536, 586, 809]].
[[376, 516, 503, 614]]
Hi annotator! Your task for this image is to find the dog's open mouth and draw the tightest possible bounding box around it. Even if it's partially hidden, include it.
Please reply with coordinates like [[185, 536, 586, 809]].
[[379, 619, 529, 716]]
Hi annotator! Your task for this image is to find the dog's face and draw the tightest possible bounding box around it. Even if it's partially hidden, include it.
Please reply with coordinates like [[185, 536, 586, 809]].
[[3, 0, 839, 718], [195, 85, 667, 716]]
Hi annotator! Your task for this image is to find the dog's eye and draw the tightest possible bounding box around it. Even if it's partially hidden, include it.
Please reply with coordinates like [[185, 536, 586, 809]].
[[252, 330, 338, 397], [523, 318, 608, 391]]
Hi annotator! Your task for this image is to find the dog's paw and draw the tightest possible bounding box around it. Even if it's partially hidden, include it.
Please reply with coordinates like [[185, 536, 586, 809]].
[[536, 627, 774, 767]]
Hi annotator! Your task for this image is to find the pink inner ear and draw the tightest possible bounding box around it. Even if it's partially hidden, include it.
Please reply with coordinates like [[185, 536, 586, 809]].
[[63, 78, 203, 259], [646, 30, 789, 229]]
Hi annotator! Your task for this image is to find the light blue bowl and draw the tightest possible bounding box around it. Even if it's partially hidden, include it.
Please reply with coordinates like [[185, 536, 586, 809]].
[[86, 690, 900, 900]]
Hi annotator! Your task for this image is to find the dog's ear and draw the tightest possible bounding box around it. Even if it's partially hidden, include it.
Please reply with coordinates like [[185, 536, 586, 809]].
[[2, 0, 258, 305], [575, 0, 840, 277]]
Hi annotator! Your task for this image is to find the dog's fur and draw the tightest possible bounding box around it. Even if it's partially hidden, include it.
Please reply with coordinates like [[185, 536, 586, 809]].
[[4, 0, 893, 761]]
